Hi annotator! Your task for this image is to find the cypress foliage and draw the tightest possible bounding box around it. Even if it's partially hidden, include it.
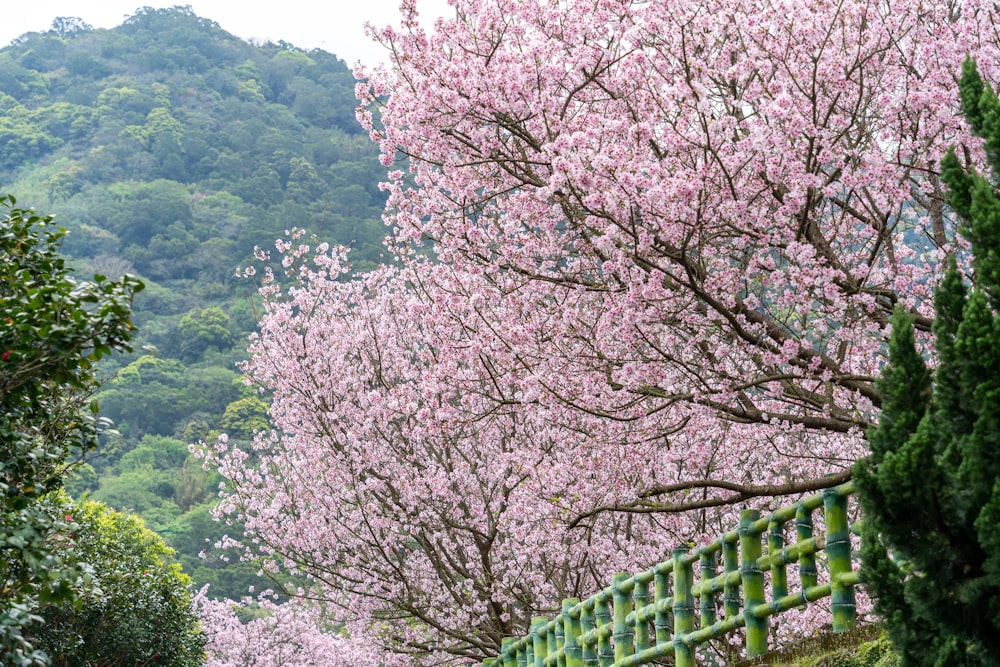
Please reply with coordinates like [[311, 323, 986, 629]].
[[855, 60, 1000, 666]]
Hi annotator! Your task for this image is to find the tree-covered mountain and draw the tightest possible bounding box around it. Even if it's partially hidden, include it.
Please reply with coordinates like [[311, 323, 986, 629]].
[[0, 6, 390, 599]]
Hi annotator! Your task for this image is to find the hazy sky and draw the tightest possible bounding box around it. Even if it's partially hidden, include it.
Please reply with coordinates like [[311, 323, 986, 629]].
[[1, 1, 452, 67]]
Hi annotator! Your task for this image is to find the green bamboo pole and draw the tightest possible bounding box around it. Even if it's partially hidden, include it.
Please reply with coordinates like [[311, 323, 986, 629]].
[[654, 570, 671, 648], [740, 509, 768, 658], [823, 489, 857, 632], [532, 618, 548, 667], [555, 608, 566, 667], [699, 550, 718, 628], [563, 599, 583, 667], [595, 597, 614, 667], [547, 616, 558, 667], [633, 578, 651, 653], [768, 519, 788, 600], [672, 547, 695, 667], [752, 583, 831, 619], [722, 537, 740, 621], [612, 573, 635, 665], [796, 504, 817, 590], [502, 638, 517, 667], [580, 603, 598, 667]]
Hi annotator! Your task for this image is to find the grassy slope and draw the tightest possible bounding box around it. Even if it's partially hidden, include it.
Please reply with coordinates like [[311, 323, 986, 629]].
[[733, 626, 898, 667]]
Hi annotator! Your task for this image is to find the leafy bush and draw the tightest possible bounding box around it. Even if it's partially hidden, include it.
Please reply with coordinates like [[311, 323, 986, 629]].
[[30, 498, 205, 666], [0, 196, 141, 665]]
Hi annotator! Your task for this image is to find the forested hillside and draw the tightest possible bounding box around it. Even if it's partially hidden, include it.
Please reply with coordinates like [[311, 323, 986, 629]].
[[0, 6, 388, 599]]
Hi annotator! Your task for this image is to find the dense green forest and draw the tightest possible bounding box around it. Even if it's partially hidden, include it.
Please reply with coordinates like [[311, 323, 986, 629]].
[[0, 6, 389, 599]]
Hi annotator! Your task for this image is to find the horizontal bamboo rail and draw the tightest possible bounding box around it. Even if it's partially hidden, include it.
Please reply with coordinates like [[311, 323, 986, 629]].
[[486, 482, 858, 667]]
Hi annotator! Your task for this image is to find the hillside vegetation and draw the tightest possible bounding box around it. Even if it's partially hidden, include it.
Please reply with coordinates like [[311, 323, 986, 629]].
[[0, 6, 389, 599]]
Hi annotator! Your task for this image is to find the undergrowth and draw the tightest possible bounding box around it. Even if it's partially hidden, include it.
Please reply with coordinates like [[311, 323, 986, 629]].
[[732, 625, 897, 667]]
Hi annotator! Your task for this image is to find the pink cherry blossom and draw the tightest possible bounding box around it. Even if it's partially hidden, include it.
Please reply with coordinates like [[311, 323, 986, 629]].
[[195, 589, 399, 667]]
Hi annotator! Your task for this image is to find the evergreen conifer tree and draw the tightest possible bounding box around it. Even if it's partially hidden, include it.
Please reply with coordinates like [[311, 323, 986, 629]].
[[855, 60, 1000, 665]]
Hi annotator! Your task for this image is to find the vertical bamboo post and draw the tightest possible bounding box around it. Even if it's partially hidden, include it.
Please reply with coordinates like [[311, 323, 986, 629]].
[[740, 509, 768, 658], [796, 504, 817, 590], [555, 607, 566, 667], [532, 618, 547, 667], [595, 598, 613, 667], [563, 599, 583, 667], [672, 547, 695, 667], [699, 550, 718, 628], [547, 616, 558, 667], [502, 638, 517, 667], [823, 489, 857, 632], [654, 570, 671, 647], [612, 573, 635, 665], [634, 578, 651, 653], [722, 538, 740, 621], [768, 518, 788, 600], [580, 604, 598, 667]]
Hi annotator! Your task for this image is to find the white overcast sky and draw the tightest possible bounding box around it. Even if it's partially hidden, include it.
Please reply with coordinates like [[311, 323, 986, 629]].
[[0, 1, 452, 68]]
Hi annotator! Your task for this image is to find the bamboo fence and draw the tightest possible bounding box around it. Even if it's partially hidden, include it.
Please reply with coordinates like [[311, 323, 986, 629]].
[[486, 482, 859, 667]]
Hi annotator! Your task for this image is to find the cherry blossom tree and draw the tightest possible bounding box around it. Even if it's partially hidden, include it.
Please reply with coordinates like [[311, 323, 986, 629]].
[[204, 0, 1000, 663], [203, 250, 685, 661], [195, 590, 394, 667]]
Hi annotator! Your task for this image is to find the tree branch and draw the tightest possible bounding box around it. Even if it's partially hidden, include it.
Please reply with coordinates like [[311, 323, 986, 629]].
[[567, 467, 855, 529]]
